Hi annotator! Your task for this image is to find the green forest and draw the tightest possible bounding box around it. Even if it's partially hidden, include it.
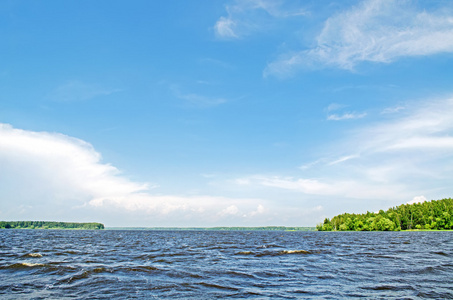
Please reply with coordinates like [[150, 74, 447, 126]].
[[317, 198, 453, 231], [0, 221, 104, 230]]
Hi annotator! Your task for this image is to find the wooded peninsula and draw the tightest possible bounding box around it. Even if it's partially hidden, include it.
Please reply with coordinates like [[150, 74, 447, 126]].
[[0, 221, 104, 230], [317, 198, 453, 231]]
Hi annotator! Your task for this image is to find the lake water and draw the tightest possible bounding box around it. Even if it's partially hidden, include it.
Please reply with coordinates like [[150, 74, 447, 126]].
[[0, 230, 452, 299]]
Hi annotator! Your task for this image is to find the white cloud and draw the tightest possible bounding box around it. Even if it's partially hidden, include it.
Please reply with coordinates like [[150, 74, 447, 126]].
[[215, 17, 238, 39], [299, 158, 324, 170], [0, 124, 148, 203], [265, 0, 453, 76], [325, 103, 367, 121], [249, 204, 265, 216], [235, 177, 252, 185], [327, 112, 367, 121], [0, 124, 267, 225], [381, 105, 405, 114], [218, 205, 240, 216], [327, 155, 358, 166], [326, 103, 346, 112], [407, 195, 427, 205], [214, 0, 307, 39]]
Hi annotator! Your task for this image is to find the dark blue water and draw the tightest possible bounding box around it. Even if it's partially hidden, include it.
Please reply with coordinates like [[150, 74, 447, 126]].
[[0, 230, 452, 299]]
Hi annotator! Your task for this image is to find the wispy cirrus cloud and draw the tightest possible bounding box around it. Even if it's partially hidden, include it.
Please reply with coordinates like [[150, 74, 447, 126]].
[[235, 96, 453, 204], [327, 112, 367, 121], [171, 85, 228, 108], [265, 0, 453, 76], [357, 98, 453, 154], [331, 97, 453, 169], [327, 155, 358, 166], [176, 92, 228, 108], [214, 0, 308, 39], [234, 175, 405, 200], [48, 80, 122, 102], [325, 103, 367, 121], [381, 105, 406, 114]]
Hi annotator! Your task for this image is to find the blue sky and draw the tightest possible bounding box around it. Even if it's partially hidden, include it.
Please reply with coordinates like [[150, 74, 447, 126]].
[[1, 0, 453, 227]]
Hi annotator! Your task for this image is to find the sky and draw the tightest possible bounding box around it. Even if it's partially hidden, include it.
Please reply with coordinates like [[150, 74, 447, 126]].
[[1, 0, 453, 227]]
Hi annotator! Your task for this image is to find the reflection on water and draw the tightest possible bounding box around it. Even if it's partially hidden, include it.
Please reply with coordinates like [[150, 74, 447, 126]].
[[1, 230, 452, 299]]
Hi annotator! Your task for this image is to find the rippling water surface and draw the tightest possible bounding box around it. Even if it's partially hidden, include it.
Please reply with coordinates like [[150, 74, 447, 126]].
[[1, 230, 452, 299]]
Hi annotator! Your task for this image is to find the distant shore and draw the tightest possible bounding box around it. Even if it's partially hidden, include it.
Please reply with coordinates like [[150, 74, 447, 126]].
[[105, 226, 316, 231]]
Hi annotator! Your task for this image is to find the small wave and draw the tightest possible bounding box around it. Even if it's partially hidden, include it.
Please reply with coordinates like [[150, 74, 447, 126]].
[[204, 245, 226, 250], [280, 250, 311, 255], [22, 262, 44, 267], [237, 249, 313, 257], [253, 270, 287, 279], [257, 244, 282, 249], [54, 250, 81, 256], [413, 265, 450, 275], [317, 274, 335, 280], [291, 289, 310, 294], [225, 270, 256, 279], [24, 253, 43, 258], [369, 254, 397, 259], [2, 262, 46, 269], [93, 267, 112, 273], [432, 251, 449, 256], [230, 291, 263, 297], [187, 273, 203, 279], [258, 249, 312, 256], [199, 282, 239, 291], [236, 251, 254, 255], [417, 290, 453, 298], [361, 285, 415, 291], [57, 270, 91, 284], [122, 266, 159, 273]]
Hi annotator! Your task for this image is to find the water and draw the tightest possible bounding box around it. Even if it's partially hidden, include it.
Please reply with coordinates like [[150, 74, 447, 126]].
[[0, 230, 452, 299]]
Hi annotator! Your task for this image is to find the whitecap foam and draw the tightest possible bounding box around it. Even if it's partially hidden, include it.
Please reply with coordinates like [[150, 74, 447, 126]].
[[27, 253, 43, 258], [21, 262, 45, 267], [281, 250, 311, 255]]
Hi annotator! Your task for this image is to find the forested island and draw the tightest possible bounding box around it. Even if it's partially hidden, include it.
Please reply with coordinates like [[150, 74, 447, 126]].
[[0, 221, 104, 230], [317, 198, 453, 231]]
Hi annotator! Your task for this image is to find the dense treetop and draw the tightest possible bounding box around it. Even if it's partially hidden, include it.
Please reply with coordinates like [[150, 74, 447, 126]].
[[317, 198, 453, 231], [0, 221, 104, 230]]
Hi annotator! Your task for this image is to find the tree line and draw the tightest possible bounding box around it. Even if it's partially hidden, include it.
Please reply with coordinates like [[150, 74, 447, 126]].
[[0, 221, 104, 230], [317, 198, 453, 231]]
